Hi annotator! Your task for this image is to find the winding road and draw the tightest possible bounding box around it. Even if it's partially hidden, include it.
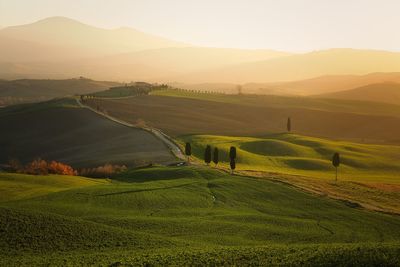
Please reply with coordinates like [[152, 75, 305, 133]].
[[75, 97, 186, 162]]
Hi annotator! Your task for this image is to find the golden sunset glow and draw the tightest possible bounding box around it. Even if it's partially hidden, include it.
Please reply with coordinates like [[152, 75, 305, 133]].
[[1, 0, 400, 52], [1, 1, 400, 266]]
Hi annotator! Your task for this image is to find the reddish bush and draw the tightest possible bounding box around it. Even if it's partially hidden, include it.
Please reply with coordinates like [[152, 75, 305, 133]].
[[6, 158, 77, 176], [79, 164, 127, 178], [48, 161, 77, 176], [24, 158, 49, 175]]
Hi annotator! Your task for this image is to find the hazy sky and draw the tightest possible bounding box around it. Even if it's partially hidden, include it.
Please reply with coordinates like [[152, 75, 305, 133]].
[[1, 0, 399, 52]]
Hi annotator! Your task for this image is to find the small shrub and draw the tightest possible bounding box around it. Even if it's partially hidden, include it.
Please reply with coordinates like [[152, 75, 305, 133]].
[[24, 158, 49, 175], [79, 164, 127, 178], [48, 161, 77, 176]]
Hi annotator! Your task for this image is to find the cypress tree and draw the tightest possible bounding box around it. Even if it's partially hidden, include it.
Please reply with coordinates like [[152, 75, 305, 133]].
[[229, 146, 236, 160], [204, 145, 212, 165], [230, 158, 236, 174], [332, 152, 340, 182], [213, 147, 219, 166], [287, 117, 291, 132], [185, 142, 191, 162]]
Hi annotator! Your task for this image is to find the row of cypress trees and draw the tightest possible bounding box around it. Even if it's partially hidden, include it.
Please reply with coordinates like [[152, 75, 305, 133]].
[[185, 143, 237, 174]]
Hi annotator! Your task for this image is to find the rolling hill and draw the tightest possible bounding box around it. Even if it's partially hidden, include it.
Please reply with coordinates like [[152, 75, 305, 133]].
[[1, 166, 400, 265], [0, 16, 187, 57], [172, 49, 400, 83], [0, 172, 108, 202], [180, 134, 400, 213], [244, 72, 400, 95], [171, 72, 400, 95], [3, 17, 400, 84], [316, 82, 400, 105], [0, 78, 120, 106], [0, 36, 99, 62], [0, 17, 290, 81], [0, 98, 175, 168], [91, 47, 291, 73], [86, 89, 400, 143]]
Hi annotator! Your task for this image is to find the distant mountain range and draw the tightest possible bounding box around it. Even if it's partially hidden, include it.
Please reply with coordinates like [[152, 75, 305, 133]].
[[2, 17, 400, 89], [0, 16, 187, 58], [0, 17, 288, 80]]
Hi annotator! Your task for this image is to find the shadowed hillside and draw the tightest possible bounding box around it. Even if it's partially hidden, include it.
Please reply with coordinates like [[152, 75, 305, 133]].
[[0, 98, 175, 168], [0, 78, 120, 106]]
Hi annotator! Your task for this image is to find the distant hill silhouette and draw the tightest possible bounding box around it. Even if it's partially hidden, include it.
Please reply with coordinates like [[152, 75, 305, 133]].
[[172, 73, 400, 95], [0, 78, 120, 106], [315, 82, 400, 105], [2, 18, 400, 85], [0, 16, 187, 57], [0, 17, 289, 80], [172, 49, 400, 83]]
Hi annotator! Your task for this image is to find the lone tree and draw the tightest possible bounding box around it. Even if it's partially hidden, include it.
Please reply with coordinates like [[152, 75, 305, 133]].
[[204, 145, 212, 165], [185, 142, 191, 162], [287, 117, 291, 132], [332, 152, 340, 182], [230, 158, 236, 174], [229, 146, 237, 160], [213, 147, 219, 166], [229, 146, 237, 174]]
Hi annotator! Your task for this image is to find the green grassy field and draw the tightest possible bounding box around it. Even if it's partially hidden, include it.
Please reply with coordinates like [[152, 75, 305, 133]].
[[179, 133, 400, 214], [1, 166, 400, 265], [0, 172, 108, 202], [88, 90, 400, 143], [180, 133, 400, 180], [0, 98, 176, 168]]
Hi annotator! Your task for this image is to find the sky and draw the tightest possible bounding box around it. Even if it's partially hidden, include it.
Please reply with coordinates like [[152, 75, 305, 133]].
[[0, 0, 399, 52]]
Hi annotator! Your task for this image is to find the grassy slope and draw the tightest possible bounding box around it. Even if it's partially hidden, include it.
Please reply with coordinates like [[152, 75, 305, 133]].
[[90, 90, 400, 143], [1, 167, 400, 265], [0, 98, 175, 168], [0, 172, 108, 202], [180, 134, 400, 213], [180, 134, 400, 180]]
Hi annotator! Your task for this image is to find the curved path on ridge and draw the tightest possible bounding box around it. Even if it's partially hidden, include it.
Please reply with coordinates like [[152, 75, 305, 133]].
[[76, 97, 186, 162]]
